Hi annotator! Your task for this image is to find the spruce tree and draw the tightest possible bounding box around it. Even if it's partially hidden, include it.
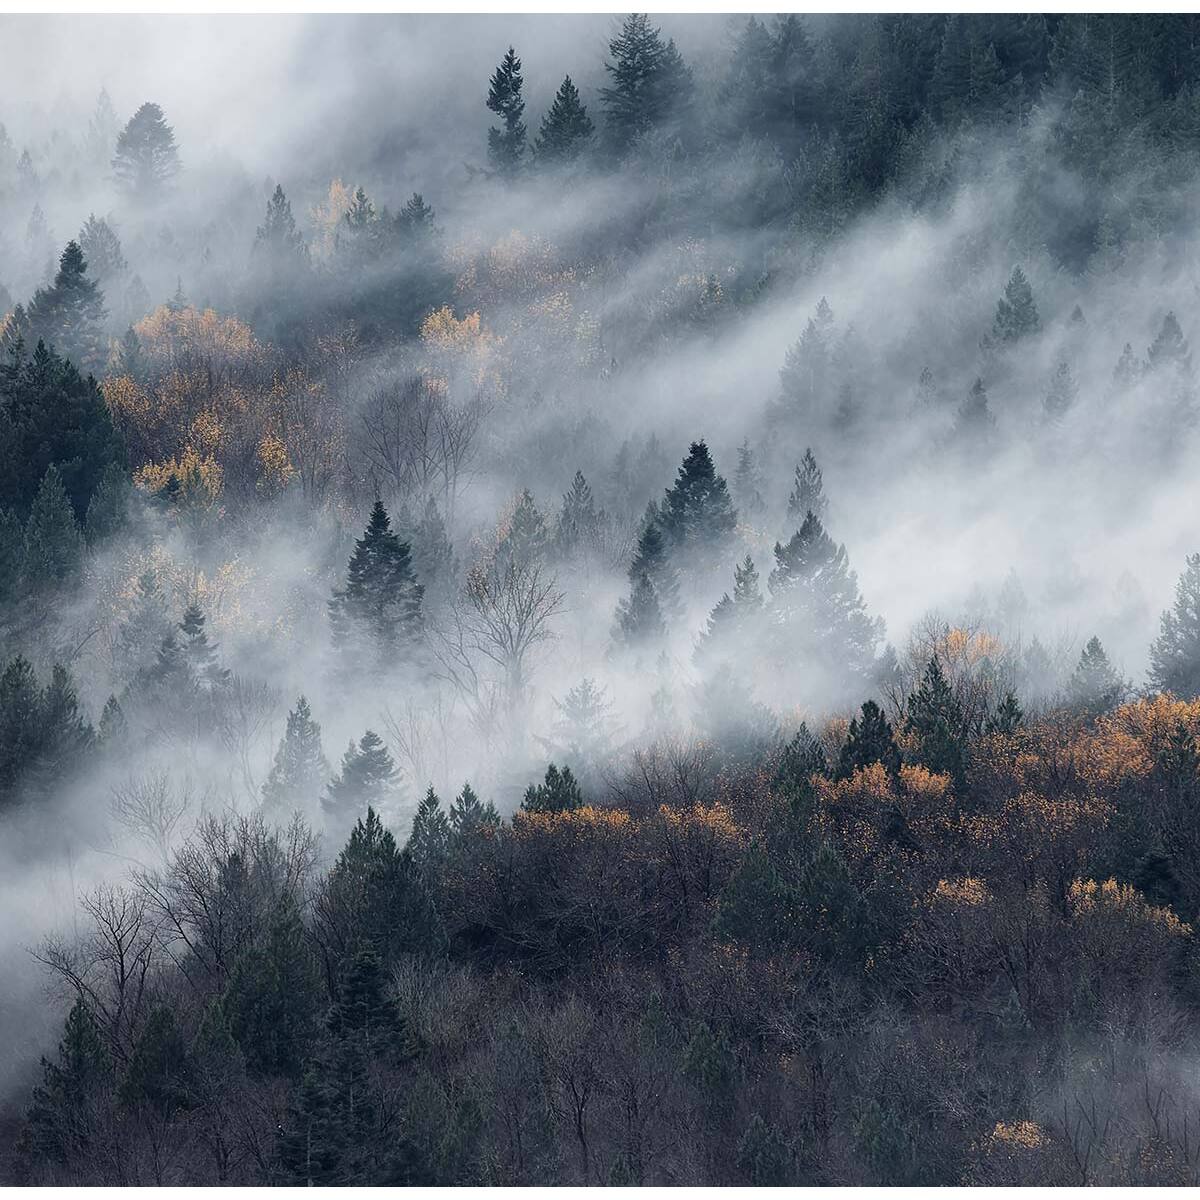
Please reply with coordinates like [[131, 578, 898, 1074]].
[[407, 786, 451, 883], [115, 570, 172, 685], [984, 690, 1024, 735], [521, 762, 584, 814], [495, 488, 548, 572], [277, 1065, 345, 1186], [411, 496, 455, 605], [1068, 636, 1125, 717], [778, 299, 834, 414], [329, 500, 424, 667], [395, 193, 437, 242], [537, 75, 595, 162], [486, 46, 527, 176], [1146, 311, 1192, 375], [613, 571, 667, 650], [545, 677, 618, 772], [733, 439, 766, 518], [24, 241, 107, 372], [22, 465, 83, 590], [448, 781, 500, 842], [951, 377, 997, 450], [787, 447, 828, 524], [775, 722, 829, 793], [323, 731, 399, 828], [178, 603, 231, 692], [905, 657, 967, 785], [992, 265, 1040, 342], [262, 696, 329, 817], [77, 214, 126, 285], [1149, 553, 1200, 698], [112, 102, 180, 198], [1043, 360, 1078, 423], [83, 461, 130, 544], [659, 440, 738, 573], [600, 13, 694, 152], [695, 555, 763, 665], [837, 700, 901, 778], [0, 508, 22, 604], [552, 470, 602, 560], [255, 184, 307, 269], [767, 511, 880, 698], [0, 656, 41, 801], [120, 1005, 192, 1117]]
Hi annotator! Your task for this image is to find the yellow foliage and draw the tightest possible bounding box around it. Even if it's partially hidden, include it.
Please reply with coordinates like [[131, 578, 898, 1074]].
[[1069, 877, 1191, 937], [309, 178, 355, 262], [987, 1120, 1049, 1152], [257, 433, 294, 492], [134, 304, 259, 371], [134, 447, 224, 504], [932, 876, 992, 907], [512, 806, 632, 838]]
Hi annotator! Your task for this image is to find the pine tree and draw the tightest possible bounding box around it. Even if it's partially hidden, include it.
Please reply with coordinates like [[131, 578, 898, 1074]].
[[120, 1005, 192, 1117], [1043, 360, 1078, 423], [537, 75, 595, 162], [395, 193, 437, 242], [544, 677, 618, 771], [23, 465, 83, 590], [448, 782, 500, 843], [732, 439, 766, 518], [1149, 553, 1200, 698], [222, 893, 323, 1079], [407, 786, 450, 876], [992, 265, 1040, 342], [905, 657, 967, 784], [0, 656, 41, 800], [0, 508, 23, 604], [696, 555, 762, 665], [612, 572, 667, 650], [658, 440, 738, 573], [521, 762, 584, 813], [837, 700, 901, 778], [98, 695, 127, 746], [178, 603, 231, 692], [1146, 311, 1192, 375], [787, 447, 829, 524], [262, 696, 329, 817], [78, 214, 126, 285], [113, 326, 144, 379], [951, 377, 997, 450], [112, 102, 180, 198], [778, 299, 835, 415], [984, 690, 1024, 734], [254, 184, 307, 270], [1068, 635, 1125, 717], [775, 722, 829, 793], [85, 89, 119, 169], [115, 570, 172, 685], [487, 47, 527, 175], [329, 500, 424, 667], [83, 461, 130, 544], [277, 1065, 345, 1186], [495, 488, 548, 572], [410, 496, 455, 606], [601, 13, 694, 152], [24, 241, 107, 372], [767, 512, 880, 698], [552, 470, 602, 560], [323, 731, 399, 828]]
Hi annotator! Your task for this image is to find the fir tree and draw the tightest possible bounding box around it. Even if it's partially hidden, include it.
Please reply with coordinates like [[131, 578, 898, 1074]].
[[521, 762, 584, 814], [658, 440, 738, 573], [1146, 311, 1192, 375], [178, 603, 231, 693], [22, 465, 83, 590], [552, 470, 603, 560], [952, 377, 997, 450], [495, 488, 548, 572], [984, 690, 1024, 735], [395, 193, 437, 242], [448, 782, 500, 843], [407, 786, 451, 884], [411, 496, 455, 606], [120, 1005, 192, 1117], [329, 500, 424, 667], [83, 461, 130, 544], [613, 571, 667, 650], [112, 102, 180, 198], [77, 214, 126, 285], [323, 731, 399, 828], [601, 13, 694, 152], [0, 656, 41, 800], [544, 676, 618, 772], [905, 657, 967, 785], [261, 696, 329, 817], [837, 700, 901, 778], [1068, 635, 1125, 717], [537, 75, 595, 161], [775, 722, 829, 793], [277, 1065, 345, 1186], [732, 439, 766, 518], [778, 299, 835, 415], [0, 508, 22, 604], [115, 570, 172, 685], [487, 46, 527, 176], [24, 241, 107, 372], [695, 554, 763, 665], [992, 265, 1040, 342], [254, 184, 307, 270], [1149, 553, 1200, 698], [1043, 360, 1078, 424], [787, 447, 829, 524]]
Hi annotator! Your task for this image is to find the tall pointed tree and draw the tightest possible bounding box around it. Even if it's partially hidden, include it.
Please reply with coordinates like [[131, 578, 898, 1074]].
[[659, 440, 738, 574], [1149, 553, 1200, 699], [992, 265, 1040, 342], [112, 102, 180, 198], [323, 731, 399, 829], [262, 696, 329, 818], [787, 447, 828, 524], [537, 75, 594, 162], [487, 46, 527, 176]]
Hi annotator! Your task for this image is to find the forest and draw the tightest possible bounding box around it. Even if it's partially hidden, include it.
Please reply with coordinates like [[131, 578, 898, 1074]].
[[5, 10, 1200, 1186]]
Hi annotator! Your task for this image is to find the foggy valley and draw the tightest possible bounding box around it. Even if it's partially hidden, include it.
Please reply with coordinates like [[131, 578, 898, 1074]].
[[3, 10, 1200, 1187]]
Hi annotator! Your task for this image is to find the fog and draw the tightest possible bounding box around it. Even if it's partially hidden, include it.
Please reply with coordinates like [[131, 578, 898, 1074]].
[[3, 13, 1200, 1178]]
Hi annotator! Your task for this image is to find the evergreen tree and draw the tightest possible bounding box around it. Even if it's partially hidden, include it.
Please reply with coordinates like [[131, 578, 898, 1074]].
[[323, 731, 399, 828], [521, 762, 584, 813], [120, 1005, 192, 1117], [1149, 553, 1200, 698], [695, 555, 763, 665], [837, 700, 901, 778], [767, 512, 880, 699], [787, 447, 829, 524], [407, 787, 451, 884], [951, 377, 997, 450], [277, 1065, 345, 1186], [222, 893, 323, 1079], [178, 603, 231, 693], [732, 439, 766, 518], [1146, 310, 1192, 375], [984, 689, 1024, 735], [778, 299, 835, 415], [254, 184, 307, 268], [0, 508, 22, 604], [329, 500, 424, 667], [552, 470, 603, 560], [1068, 635, 1125, 717], [544, 677, 618, 772], [448, 781, 500, 843], [495, 488, 548, 572], [395, 193, 438, 242], [112, 102, 180, 198], [537, 75, 595, 161], [113, 326, 144, 379], [77, 214, 126, 286], [83, 461, 130, 544], [601, 13, 694, 152], [992, 265, 1040, 342], [98, 695, 127, 747], [905, 657, 967, 785], [0, 656, 41, 801], [22, 465, 83, 590], [24, 241, 107, 372], [775, 722, 829, 793], [612, 571, 667, 650], [1043, 360, 1078, 423], [115, 570, 172, 685], [658, 440, 738, 573], [411, 496, 455, 607], [486, 46, 527, 176], [261, 696, 329, 817]]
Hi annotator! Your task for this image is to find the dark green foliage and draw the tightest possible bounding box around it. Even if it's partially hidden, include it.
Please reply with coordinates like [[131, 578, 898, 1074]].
[[985, 689, 1024, 735], [24, 241, 107, 372], [254, 184, 307, 268], [83, 461, 131, 545], [787, 446, 828, 524], [487, 46, 527, 175], [78, 214, 126, 285], [1150, 553, 1200, 698], [411, 496, 455, 604], [732, 439, 765, 517], [838, 700, 901, 778], [658, 440, 738, 573], [552, 470, 603, 560], [613, 503, 679, 651], [521, 762, 584, 813], [0, 339, 125, 524], [112, 101, 180, 197], [120, 1006, 192, 1117], [22, 464, 83, 590], [261, 695, 329, 817], [223, 894, 323, 1079], [448, 781, 500, 843], [992, 265, 1040, 342], [695, 554, 762, 665], [329, 500, 424, 667], [496, 488, 548, 572], [736, 1113, 794, 1185], [775, 722, 829, 793], [600, 13, 694, 152], [407, 786, 451, 882], [952, 376, 996, 449], [277, 1066, 345, 1186], [537, 75, 594, 161], [323, 731, 399, 829], [905, 657, 967, 784], [1068, 636, 1125, 717]]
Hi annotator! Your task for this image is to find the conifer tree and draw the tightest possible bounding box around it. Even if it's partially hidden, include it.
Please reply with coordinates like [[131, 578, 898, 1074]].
[[178, 603, 231, 693], [23, 465, 82, 590], [778, 299, 835, 414], [905, 657, 967, 785], [407, 786, 451, 884], [787, 447, 828, 524], [544, 677, 618, 772], [1146, 311, 1192, 375], [951, 377, 997, 449], [78, 214, 126, 285], [83, 461, 130, 545], [410, 496, 455, 607], [992, 265, 1040, 342], [612, 572, 667, 650], [262, 696, 329, 817], [448, 781, 500, 842], [659, 440, 738, 572], [395, 193, 437, 242], [1149, 553, 1200, 698], [254, 184, 307, 270], [120, 1005, 192, 1117], [1043, 360, 1078, 423], [537, 75, 594, 161], [984, 690, 1024, 735], [115, 570, 172, 685], [495, 488, 548, 572], [0, 509, 22, 604], [837, 700, 901, 778], [98, 695, 127, 747], [552, 470, 602, 560], [277, 1065, 345, 1186], [323, 731, 399, 828], [767, 511, 880, 698], [112, 102, 180, 198], [695, 555, 762, 665], [521, 762, 584, 813], [1068, 635, 1125, 717], [329, 500, 424, 667], [601, 13, 694, 151], [487, 46, 527, 175], [0, 656, 41, 801], [25, 241, 107, 372], [732, 439, 766, 518], [775, 722, 829, 793]]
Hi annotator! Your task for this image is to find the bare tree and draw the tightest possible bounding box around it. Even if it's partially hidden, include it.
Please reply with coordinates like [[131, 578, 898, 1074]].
[[109, 771, 195, 865]]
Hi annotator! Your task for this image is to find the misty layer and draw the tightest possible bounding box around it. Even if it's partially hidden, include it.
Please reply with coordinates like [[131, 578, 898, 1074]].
[[3, 12, 1200, 1187]]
